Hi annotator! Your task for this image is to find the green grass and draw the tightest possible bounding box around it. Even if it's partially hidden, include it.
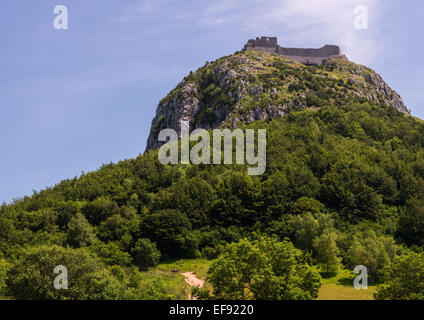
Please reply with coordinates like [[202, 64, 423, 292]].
[[139, 259, 215, 300], [317, 269, 376, 300], [137, 269, 188, 300], [156, 258, 215, 279]]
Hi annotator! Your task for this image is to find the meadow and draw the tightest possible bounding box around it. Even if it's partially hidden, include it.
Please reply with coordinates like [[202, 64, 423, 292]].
[[142, 259, 376, 300]]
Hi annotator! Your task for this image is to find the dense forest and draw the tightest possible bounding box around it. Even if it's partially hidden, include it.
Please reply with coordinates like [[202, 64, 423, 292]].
[[2, 102, 424, 299]]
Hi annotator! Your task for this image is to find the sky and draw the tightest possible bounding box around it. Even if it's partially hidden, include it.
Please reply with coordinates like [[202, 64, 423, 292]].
[[1, 0, 423, 203]]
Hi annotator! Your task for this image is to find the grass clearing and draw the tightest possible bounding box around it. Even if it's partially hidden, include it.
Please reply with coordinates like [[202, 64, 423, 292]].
[[140, 259, 215, 299], [156, 258, 215, 279], [138, 269, 188, 300], [142, 260, 377, 300], [318, 269, 377, 300]]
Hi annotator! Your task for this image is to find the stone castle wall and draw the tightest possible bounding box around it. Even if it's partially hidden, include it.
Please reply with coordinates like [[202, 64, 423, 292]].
[[244, 36, 344, 65]]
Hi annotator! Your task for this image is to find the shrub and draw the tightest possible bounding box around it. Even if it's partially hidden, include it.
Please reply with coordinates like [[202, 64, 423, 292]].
[[131, 238, 161, 271]]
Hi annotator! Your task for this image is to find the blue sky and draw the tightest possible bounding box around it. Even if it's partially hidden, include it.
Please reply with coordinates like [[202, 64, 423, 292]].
[[1, 0, 423, 203]]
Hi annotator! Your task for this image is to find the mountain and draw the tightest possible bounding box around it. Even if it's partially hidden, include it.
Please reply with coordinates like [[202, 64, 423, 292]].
[[2, 44, 424, 300], [146, 49, 407, 151]]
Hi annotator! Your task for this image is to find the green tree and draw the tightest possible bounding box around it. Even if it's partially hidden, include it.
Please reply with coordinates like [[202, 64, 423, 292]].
[[321, 162, 383, 221], [344, 230, 398, 282], [173, 177, 216, 227], [81, 197, 121, 225], [207, 237, 321, 300], [90, 241, 132, 266], [141, 209, 196, 258], [375, 252, 424, 300], [313, 232, 341, 274], [131, 238, 161, 271], [0, 253, 8, 297], [397, 198, 424, 246], [54, 201, 84, 230], [263, 167, 320, 219], [6, 245, 125, 300], [289, 212, 334, 250], [66, 212, 97, 248], [97, 206, 139, 242], [210, 172, 261, 226], [290, 197, 325, 215]]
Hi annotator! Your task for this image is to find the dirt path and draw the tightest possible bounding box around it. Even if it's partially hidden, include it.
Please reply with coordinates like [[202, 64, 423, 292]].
[[181, 272, 204, 300]]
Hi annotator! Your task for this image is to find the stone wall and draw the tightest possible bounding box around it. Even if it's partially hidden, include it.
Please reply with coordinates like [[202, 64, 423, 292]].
[[245, 46, 276, 53], [277, 45, 341, 57], [244, 37, 344, 64], [280, 55, 330, 65]]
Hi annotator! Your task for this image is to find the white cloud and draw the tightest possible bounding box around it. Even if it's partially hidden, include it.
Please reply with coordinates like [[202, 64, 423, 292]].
[[240, 0, 385, 65], [115, 0, 386, 65]]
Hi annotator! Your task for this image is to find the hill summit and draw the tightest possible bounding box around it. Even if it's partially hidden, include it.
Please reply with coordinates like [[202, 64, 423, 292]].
[[145, 41, 407, 151]]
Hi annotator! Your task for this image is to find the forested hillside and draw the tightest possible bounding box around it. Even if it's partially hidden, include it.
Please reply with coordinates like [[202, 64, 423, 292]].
[[2, 51, 424, 300]]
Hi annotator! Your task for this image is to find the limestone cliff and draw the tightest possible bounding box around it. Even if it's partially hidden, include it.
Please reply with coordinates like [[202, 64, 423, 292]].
[[145, 50, 408, 151]]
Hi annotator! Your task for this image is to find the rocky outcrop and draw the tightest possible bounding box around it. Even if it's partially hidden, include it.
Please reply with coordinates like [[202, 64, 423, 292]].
[[145, 83, 201, 151], [145, 50, 408, 152], [325, 61, 407, 114]]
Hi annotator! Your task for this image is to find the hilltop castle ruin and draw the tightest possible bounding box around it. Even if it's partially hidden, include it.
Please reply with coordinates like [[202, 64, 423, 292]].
[[244, 36, 345, 65]]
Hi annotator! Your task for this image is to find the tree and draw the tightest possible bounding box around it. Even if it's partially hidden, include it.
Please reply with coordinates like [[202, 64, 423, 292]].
[[375, 252, 424, 300], [290, 197, 325, 215], [54, 201, 84, 230], [131, 238, 161, 271], [0, 252, 8, 297], [81, 197, 121, 225], [207, 237, 321, 300], [66, 213, 97, 248], [344, 230, 399, 282], [210, 172, 261, 226], [90, 241, 132, 266], [141, 209, 196, 258], [97, 206, 139, 242], [321, 162, 383, 221], [263, 168, 320, 219], [313, 232, 341, 274], [288, 212, 334, 250], [397, 198, 424, 246], [5, 245, 125, 300], [173, 177, 216, 227]]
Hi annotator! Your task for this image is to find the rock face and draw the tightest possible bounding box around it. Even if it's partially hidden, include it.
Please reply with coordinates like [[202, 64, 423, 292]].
[[145, 50, 408, 152]]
